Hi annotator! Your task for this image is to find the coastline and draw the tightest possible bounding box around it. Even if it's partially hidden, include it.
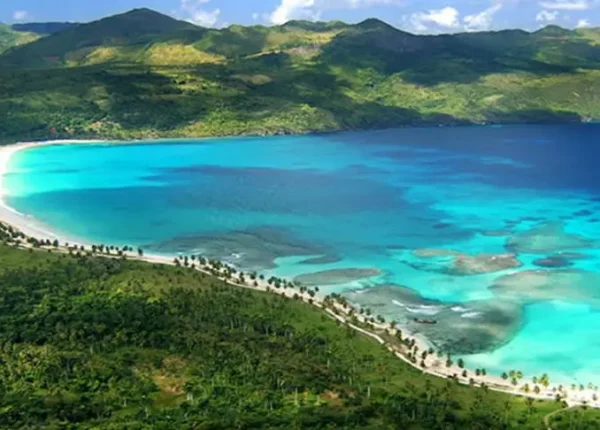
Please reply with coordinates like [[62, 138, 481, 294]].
[[0, 140, 109, 243], [0, 138, 598, 409]]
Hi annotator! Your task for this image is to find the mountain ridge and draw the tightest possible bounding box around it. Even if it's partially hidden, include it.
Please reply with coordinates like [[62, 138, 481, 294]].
[[11, 22, 80, 35], [0, 8, 598, 143]]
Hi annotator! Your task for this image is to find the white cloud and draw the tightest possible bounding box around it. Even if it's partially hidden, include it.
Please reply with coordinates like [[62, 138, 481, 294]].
[[252, 13, 260, 21], [464, 4, 503, 31], [271, 0, 317, 24], [13, 10, 29, 21], [536, 9, 559, 21], [177, 0, 221, 27], [269, 0, 403, 25], [538, 1, 590, 10], [576, 18, 591, 26], [409, 6, 460, 32]]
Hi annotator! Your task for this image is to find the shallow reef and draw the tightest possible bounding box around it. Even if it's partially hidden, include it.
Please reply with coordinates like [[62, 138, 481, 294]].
[[490, 269, 600, 305], [480, 230, 513, 237], [145, 226, 325, 269], [533, 256, 573, 268], [505, 221, 595, 254], [294, 268, 382, 286], [344, 285, 523, 354], [409, 249, 522, 275], [450, 253, 522, 275], [298, 254, 343, 265]]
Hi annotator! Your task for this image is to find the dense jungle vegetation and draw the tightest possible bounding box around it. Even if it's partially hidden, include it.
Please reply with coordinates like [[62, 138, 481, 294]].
[[0, 242, 600, 428]]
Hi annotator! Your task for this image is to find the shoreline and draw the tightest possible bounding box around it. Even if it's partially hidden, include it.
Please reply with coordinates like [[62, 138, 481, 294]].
[[1, 120, 598, 148], [0, 140, 109, 243], [0, 138, 598, 409]]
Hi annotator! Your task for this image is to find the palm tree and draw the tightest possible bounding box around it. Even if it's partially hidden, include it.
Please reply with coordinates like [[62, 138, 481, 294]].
[[457, 358, 464, 369], [525, 397, 534, 416]]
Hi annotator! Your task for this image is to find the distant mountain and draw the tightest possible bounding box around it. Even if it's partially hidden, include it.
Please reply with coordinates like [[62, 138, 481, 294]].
[[0, 8, 199, 67], [11, 22, 79, 35], [0, 8, 599, 143], [0, 23, 38, 53]]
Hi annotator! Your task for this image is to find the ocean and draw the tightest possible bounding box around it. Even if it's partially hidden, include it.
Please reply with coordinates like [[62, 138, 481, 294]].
[[5, 124, 600, 385]]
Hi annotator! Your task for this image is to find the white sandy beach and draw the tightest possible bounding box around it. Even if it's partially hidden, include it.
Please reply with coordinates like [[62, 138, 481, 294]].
[[0, 138, 598, 409], [0, 140, 110, 243]]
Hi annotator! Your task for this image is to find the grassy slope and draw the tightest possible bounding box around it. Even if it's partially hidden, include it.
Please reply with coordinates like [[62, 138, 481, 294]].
[[0, 10, 599, 143], [0, 24, 38, 54], [0, 242, 595, 429]]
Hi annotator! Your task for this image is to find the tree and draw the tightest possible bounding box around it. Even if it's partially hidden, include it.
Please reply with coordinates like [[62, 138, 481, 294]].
[[457, 358, 464, 369], [502, 372, 508, 380], [138, 248, 144, 257]]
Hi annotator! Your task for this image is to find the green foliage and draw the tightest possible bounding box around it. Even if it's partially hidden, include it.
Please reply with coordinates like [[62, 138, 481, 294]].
[[0, 9, 198, 68], [11, 22, 79, 35], [0, 243, 580, 428], [0, 9, 599, 143], [0, 24, 38, 54]]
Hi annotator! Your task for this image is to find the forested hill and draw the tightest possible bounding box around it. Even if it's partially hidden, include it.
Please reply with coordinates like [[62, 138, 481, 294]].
[[1, 8, 599, 143], [0, 236, 597, 428], [0, 24, 38, 54]]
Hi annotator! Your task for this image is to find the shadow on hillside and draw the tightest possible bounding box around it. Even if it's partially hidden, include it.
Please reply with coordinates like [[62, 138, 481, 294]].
[[320, 28, 600, 86], [0, 50, 585, 143]]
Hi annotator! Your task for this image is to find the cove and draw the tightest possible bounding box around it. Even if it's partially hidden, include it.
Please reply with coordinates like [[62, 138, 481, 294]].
[[4, 124, 600, 385]]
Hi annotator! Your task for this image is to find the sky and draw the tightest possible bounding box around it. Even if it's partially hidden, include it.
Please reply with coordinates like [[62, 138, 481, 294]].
[[1, 0, 598, 33]]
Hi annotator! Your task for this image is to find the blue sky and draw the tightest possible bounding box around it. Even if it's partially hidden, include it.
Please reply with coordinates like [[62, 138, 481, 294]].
[[1, 0, 598, 33]]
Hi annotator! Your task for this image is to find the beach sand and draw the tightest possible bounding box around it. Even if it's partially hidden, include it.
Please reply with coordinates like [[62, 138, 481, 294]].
[[0, 140, 114, 243], [0, 138, 597, 409]]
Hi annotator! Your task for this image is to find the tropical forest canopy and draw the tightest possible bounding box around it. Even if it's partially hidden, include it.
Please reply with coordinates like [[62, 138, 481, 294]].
[[0, 8, 599, 143], [1, 239, 599, 429]]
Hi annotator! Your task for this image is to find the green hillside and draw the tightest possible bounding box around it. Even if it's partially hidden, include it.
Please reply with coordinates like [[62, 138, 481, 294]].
[[0, 8, 199, 68], [0, 24, 38, 54], [0, 9, 599, 143], [1, 232, 598, 428]]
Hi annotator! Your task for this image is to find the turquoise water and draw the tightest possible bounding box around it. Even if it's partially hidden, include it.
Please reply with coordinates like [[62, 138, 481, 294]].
[[5, 124, 600, 385]]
